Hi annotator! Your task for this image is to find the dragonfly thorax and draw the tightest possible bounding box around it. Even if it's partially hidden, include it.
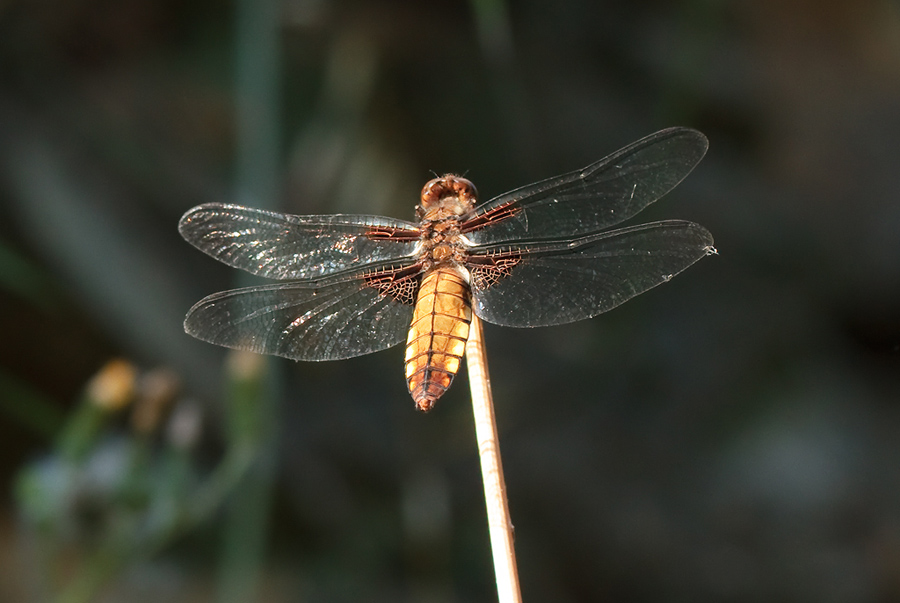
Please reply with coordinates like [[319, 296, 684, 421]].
[[418, 210, 469, 269]]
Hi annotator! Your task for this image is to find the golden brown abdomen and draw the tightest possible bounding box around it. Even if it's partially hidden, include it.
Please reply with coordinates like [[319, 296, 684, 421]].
[[405, 266, 472, 411]]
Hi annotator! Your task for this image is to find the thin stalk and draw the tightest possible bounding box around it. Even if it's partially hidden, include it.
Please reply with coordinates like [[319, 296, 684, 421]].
[[216, 0, 282, 597], [466, 315, 522, 603]]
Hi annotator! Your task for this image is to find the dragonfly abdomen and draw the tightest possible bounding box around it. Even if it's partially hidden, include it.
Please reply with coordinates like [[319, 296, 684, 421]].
[[405, 266, 472, 411]]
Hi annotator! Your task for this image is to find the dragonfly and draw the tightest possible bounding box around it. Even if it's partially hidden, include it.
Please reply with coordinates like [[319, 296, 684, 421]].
[[179, 127, 715, 411]]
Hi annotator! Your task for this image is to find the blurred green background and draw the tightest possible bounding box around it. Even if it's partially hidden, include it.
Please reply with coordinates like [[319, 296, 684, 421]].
[[2, 0, 900, 601]]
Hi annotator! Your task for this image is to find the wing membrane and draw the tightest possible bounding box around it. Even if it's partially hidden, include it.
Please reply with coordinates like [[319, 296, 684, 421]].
[[463, 128, 708, 246], [184, 264, 418, 361], [179, 203, 420, 280], [471, 221, 714, 327]]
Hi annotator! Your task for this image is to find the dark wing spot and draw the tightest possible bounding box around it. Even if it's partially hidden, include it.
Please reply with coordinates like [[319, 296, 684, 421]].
[[468, 254, 521, 290], [460, 201, 520, 233], [363, 264, 424, 305]]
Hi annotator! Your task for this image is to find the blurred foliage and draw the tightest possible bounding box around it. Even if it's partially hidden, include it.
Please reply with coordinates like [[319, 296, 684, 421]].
[[14, 358, 264, 603], [1, 0, 900, 601]]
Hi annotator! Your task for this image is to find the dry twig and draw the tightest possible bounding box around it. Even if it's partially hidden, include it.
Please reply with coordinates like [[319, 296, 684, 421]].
[[466, 314, 522, 603]]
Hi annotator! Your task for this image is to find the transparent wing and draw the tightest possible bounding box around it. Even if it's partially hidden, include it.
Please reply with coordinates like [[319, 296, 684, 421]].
[[184, 264, 420, 361], [179, 203, 420, 280], [462, 128, 708, 246], [470, 221, 714, 327]]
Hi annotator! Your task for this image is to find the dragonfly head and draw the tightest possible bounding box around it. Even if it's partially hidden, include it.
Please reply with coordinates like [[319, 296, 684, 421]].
[[418, 175, 478, 220]]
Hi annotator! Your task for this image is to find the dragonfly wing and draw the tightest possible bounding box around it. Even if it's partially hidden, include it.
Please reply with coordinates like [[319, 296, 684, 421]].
[[184, 262, 421, 361], [469, 221, 714, 327], [179, 203, 421, 280], [463, 128, 708, 245]]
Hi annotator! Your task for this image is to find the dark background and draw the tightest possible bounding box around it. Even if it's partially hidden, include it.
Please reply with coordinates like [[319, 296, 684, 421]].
[[2, 0, 899, 601]]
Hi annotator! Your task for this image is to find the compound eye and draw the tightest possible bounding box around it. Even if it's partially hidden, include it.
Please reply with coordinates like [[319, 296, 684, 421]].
[[420, 175, 478, 209], [420, 177, 448, 207], [451, 177, 478, 202]]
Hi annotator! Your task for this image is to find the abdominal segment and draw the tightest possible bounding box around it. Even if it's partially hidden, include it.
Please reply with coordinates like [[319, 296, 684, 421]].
[[405, 267, 472, 411]]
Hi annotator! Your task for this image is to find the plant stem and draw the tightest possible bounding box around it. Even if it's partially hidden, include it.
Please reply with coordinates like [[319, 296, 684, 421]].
[[466, 315, 522, 603]]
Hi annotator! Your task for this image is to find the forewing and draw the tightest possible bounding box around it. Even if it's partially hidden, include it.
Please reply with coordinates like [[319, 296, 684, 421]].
[[470, 221, 714, 327], [184, 263, 421, 361], [463, 128, 708, 245], [179, 203, 420, 280]]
